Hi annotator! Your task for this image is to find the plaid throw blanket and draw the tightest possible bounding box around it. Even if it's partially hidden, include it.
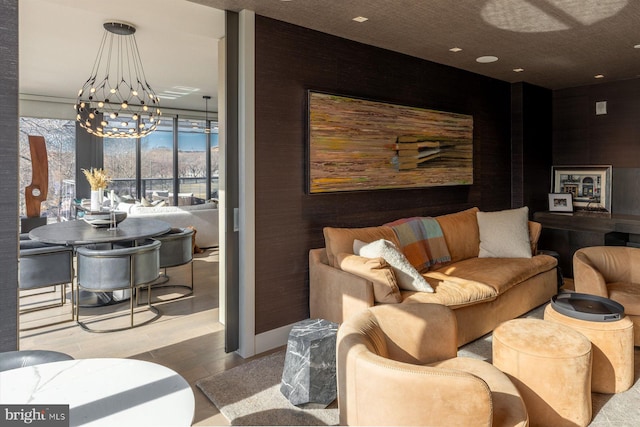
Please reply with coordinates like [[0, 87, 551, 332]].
[[385, 217, 451, 271]]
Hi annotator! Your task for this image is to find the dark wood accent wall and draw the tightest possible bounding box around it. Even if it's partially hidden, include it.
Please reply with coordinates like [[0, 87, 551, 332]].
[[0, 0, 19, 351], [253, 16, 513, 334], [511, 83, 553, 214], [553, 78, 640, 215], [553, 78, 640, 167]]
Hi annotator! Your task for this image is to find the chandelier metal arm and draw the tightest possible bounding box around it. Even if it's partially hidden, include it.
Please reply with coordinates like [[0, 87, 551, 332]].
[[75, 21, 161, 139]]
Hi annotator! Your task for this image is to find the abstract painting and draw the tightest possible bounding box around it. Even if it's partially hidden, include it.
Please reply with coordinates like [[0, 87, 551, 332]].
[[308, 91, 473, 193]]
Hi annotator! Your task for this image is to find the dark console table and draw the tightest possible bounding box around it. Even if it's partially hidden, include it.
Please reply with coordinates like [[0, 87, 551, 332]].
[[534, 211, 640, 277]]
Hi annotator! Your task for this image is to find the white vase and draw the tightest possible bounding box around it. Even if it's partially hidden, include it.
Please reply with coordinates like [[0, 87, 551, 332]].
[[90, 189, 102, 212]]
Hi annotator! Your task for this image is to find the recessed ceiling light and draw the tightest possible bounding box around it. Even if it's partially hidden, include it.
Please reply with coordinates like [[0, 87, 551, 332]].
[[513, 68, 524, 73], [352, 16, 368, 23], [476, 56, 498, 63], [634, 44, 640, 49], [594, 74, 605, 79], [449, 47, 462, 53]]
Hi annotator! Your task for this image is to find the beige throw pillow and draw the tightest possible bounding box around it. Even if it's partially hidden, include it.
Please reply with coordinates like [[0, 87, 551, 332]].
[[477, 207, 532, 258], [356, 239, 434, 293], [337, 253, 402, 303]]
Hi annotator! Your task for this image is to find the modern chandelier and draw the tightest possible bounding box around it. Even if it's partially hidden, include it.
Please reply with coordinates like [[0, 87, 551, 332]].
[[75, 22, 161, 138]]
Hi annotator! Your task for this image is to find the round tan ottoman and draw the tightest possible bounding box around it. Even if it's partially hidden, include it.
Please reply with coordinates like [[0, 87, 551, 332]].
[[544, 303, 634, 393], [493, 318, 592, 427]]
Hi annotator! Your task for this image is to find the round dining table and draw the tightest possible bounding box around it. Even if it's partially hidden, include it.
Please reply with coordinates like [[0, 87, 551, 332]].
[[0, 358, 195, 427], [28, 217, 172, 306], [29, 217, 171, 246]]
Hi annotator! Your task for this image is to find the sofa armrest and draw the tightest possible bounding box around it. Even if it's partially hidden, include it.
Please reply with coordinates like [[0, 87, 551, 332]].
[[528, 220, 542, 255], [309, 248, 374, 324]]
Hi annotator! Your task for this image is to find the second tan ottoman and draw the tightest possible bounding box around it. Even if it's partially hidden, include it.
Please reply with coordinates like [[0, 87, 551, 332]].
[[493, 318, 592, 427], [544, 303, 634, 393]]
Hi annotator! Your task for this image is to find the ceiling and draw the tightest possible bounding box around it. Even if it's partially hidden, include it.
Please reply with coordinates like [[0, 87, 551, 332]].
[[20, 0, 640, 116], [19, 0, 224, 113], [193, 0, 640, 90]]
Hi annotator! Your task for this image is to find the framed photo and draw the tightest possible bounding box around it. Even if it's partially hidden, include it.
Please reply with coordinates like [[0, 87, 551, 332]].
[[548, 193, 573, 212], [551, 165, 612, 213]]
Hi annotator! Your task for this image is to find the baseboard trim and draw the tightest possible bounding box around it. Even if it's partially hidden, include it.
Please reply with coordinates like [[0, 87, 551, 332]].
[[255, 322, 296, 355]]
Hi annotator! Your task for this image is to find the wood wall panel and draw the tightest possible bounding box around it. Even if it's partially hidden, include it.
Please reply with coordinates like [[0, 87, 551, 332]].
[[553, 79, 640, 168], [520, 83, 553, 214], [553, 78, 640, 216], [0, 0, 19, 351], [253, 16, 512, 334]]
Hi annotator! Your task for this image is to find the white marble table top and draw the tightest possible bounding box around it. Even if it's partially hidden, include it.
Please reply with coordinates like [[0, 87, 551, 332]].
[[0, 358, 194, 427]]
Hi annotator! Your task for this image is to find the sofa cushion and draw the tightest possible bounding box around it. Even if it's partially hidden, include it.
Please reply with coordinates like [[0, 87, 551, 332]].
[[401, 272, 498, 308], [323, 226, 399, 268], [337, 253, 402, 303], [434, 255, 557, 295], [477, 207, 532, 258], [357, 239, 434, 293], [435, 207, 480, 264]]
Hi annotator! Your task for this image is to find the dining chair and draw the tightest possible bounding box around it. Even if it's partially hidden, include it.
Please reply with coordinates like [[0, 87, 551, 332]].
[[19, 239, 75, 330], [149, 227, 194, 301], [75, 238, 162, 332]]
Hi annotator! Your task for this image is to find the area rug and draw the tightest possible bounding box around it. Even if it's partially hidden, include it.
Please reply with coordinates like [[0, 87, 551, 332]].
[[198, 304, 639, 426], [196, 351, 339, 426]]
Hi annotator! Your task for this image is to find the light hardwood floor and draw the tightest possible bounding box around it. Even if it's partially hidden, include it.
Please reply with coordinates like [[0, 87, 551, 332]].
[[18, 248, 247, 426]]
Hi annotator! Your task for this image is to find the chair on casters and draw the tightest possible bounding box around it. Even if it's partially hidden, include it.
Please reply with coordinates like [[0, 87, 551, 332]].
[[150, 228, 194, 301], [19, 239, 75, 331], [75, 239, 162, 332]]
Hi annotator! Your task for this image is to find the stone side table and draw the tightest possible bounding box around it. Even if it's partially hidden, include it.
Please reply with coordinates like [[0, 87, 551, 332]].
[[280, 318, 338, 406]]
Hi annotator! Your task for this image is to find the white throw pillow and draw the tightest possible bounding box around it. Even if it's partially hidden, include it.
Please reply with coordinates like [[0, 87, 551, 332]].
[[355, 239, 434, 293], [477, 207, 532, 258]]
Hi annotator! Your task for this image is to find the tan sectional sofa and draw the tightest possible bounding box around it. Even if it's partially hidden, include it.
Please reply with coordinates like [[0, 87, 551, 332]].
[[310, 207, 558, 346]]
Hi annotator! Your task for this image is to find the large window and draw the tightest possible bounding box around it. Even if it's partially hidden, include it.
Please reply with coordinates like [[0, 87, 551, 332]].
[[21, 114, 218, 219], [19, 117, 76, 221], [210, 122, 220, 199], [178, 118, 207, 204], [103, 116, 218, 205], [104, 138, 137, 198]]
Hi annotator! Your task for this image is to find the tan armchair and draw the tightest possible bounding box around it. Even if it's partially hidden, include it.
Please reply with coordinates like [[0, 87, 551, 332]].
[[337, 303, 528, 426], [573, 246, 640, 345]]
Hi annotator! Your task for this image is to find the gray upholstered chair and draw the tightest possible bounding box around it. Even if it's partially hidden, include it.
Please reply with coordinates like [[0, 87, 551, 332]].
[[151, 227, 194, 300], [19, 239, 75, 330], [75, 239, 162, 332], [0, 350, 74, 372]]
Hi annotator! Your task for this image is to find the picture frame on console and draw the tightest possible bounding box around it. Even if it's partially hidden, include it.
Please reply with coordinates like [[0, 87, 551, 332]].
[[548, 193, 573, 213], [551, 165, 612, 214]]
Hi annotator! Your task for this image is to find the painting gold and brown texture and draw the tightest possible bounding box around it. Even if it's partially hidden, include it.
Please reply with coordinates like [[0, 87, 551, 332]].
[[308, 92, 473, 193]]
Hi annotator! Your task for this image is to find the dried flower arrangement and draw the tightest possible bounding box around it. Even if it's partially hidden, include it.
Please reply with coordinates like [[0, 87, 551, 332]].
[[82, 168, 111, 191]]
